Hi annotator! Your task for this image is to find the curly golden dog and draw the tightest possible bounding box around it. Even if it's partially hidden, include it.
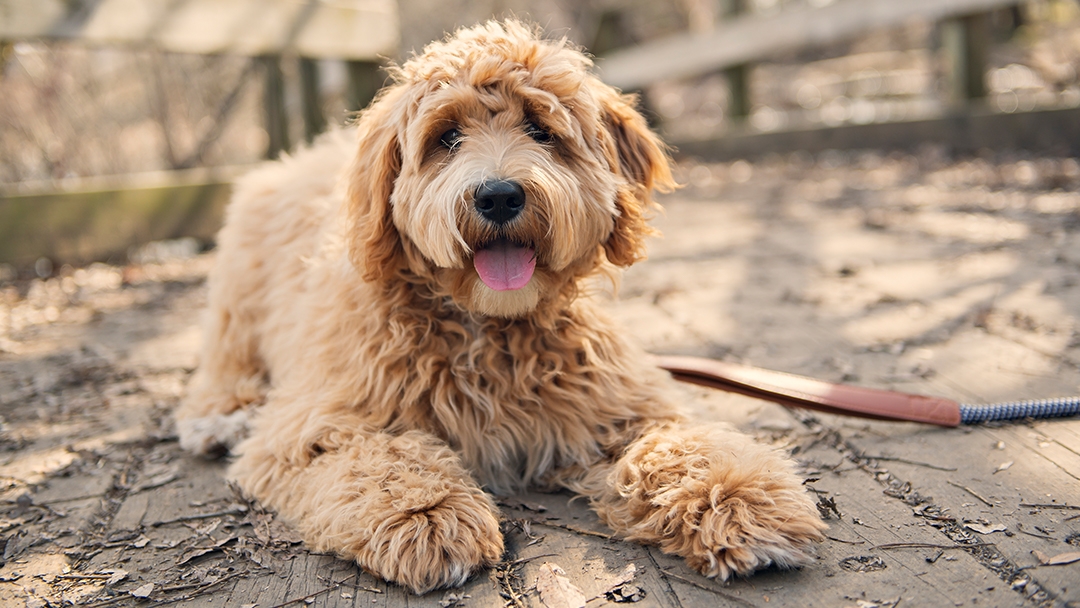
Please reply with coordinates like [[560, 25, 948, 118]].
[[175, 20, 825, 594]]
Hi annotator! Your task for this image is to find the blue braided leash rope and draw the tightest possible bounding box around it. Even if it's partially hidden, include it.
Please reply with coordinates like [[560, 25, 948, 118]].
[[960, 397, 1080, 424]]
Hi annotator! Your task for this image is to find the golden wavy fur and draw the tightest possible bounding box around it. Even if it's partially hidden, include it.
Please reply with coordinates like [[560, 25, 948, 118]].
[[175, 20, 826, 594]]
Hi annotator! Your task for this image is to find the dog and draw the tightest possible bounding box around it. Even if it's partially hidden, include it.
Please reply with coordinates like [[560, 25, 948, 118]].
[[175, 20, 826, 594]]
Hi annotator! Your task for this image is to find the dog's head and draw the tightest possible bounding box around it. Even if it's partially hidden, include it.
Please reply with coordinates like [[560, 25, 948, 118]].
[[346, 20, 674, 318]]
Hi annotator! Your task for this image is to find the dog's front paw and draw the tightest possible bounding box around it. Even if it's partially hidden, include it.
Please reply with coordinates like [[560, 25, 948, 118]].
[[675, 471, 826, 579], [602, 425, 826, 580], [176, 410, 250, 456], [357, 483, 505, 594]]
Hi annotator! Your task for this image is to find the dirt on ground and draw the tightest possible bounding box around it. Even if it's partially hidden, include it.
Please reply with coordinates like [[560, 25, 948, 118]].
[[2, 150, 1080, 607]]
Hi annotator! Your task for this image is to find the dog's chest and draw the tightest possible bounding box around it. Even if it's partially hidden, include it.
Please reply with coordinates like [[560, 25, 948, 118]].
[[410, 320, 605, 490]]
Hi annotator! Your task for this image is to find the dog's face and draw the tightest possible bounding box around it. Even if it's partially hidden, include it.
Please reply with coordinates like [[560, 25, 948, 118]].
[[346, 20, 674, 318]]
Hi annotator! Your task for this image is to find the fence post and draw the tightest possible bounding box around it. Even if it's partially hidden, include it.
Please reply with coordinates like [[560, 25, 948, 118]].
[[260, 55, 290, 159], [299, 57, 326, 143], [941, 12, 990, 104], [346, 60, 381, 113], [722, 0, 750, 121]]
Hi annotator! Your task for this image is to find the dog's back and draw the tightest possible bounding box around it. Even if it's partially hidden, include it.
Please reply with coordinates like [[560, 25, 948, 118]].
[[177, 132, 355, 447]]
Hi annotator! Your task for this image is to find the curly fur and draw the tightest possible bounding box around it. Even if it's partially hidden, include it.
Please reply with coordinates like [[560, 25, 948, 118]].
[[175, 20, 826, 594]]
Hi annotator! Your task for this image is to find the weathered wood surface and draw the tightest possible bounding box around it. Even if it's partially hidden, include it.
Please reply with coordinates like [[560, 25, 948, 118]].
[[2, 152, 1079, 607], [596, 0, 1021, 90]]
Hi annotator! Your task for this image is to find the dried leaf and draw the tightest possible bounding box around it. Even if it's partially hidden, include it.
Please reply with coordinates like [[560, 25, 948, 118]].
[[536, 562, 586, 608], [1046, 552, 1080, 566], [132, 470, 180, 492], [176, 546, 222, 566], [600, 563, 644, 603], [993, 461, 1014, 474], [186, 520, 221, 537], [965, 522, 1007, 534], [131, 583, 155, 598], [105, 569, 128, 586], [1032, 549, 1051, 565], [610, 563, 637, 587]]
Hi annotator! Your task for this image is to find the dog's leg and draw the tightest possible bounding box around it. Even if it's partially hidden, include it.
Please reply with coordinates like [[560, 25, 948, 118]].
[[230, 414, 504, 594], [576, 422, 826, 580], [175, 303, 266, 455]]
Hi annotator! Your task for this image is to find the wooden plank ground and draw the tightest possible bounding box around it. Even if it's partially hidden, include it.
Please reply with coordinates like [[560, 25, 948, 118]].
[[1, 151, 1079, 607]]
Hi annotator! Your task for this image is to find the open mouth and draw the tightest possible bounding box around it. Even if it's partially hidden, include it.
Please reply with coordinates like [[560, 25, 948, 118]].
[[472, 238, 536, 291]]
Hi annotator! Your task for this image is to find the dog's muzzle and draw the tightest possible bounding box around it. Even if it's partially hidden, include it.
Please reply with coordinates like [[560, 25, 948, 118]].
[[474, 180, 525, 225]]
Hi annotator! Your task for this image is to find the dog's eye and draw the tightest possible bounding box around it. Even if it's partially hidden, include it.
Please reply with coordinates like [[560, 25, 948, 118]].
[[439, 128, 464, 151], [524, 122, 552, 144]]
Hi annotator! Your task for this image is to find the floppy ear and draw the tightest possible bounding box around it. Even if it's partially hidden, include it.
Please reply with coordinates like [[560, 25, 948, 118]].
[[346, 85, 406, 283], [598, 90, 676, 267]]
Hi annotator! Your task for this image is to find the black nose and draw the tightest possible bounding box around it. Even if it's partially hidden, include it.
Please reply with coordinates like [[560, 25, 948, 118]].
[[474, 180, 525, 225]]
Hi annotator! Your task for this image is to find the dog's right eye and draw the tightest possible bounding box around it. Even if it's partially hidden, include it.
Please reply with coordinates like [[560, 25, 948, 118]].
[[439, 128, 464, 151]]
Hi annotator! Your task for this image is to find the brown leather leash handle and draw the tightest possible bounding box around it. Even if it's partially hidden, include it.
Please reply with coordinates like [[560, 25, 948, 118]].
[[654, 354, 962, 427]]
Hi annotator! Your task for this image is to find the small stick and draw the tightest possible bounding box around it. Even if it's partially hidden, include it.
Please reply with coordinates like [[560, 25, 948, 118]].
[[825, 535, 865, 545], [861, 456, 957, 472], [84, 571, 246, 608], [152, 571, 248, 607], [1019, 503, 1080, 510], [507, 552, 559, 566], [1015, 523, 1055, 541], [150, 507, 248, 527], [266, 574, 357, 608], [530, 520, 612, 539], [872, 542, 993, 551], [948, 481, 994, 507]]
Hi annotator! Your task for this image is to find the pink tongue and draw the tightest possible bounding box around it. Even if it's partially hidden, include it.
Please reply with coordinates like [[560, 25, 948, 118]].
[[473, 241, 536, 291]]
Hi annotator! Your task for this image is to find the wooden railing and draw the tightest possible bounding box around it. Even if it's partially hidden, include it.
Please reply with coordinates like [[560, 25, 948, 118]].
[[0, 0, 398, 159], [597, 0, 1022, 106], [0, 0, 398, 268]]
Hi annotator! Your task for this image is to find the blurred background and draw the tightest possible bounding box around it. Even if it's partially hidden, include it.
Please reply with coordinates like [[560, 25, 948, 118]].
[[0, 0, 1079, 274]]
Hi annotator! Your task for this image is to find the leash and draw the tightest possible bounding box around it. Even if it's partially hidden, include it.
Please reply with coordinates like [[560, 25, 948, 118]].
[[654, 354, 1080, 426]]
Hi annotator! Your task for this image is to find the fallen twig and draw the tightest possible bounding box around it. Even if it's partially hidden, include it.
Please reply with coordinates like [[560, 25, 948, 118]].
[[529, 519, 612, 539], [947, 481, 994, 507], [508, 552, 559, 566], [861, 456, 957, 472], [825, 535, 865, 545], [316, 573, 383, 593], [83, 571, 247, 608], [1015, 523, 1055, 541], [152, 571, 249, 607], [150, 506, 249, 527], [266, 574, 357, 608], [493, 557, 530, 608], [872, 541, 993, 551], [56, 573, 112, 581], [1019, 503, 1080, 510]]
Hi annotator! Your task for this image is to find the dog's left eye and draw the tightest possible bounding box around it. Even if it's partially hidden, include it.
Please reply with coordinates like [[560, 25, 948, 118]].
[[439, 128, 464, 151], [524, 122, 552, 144]]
